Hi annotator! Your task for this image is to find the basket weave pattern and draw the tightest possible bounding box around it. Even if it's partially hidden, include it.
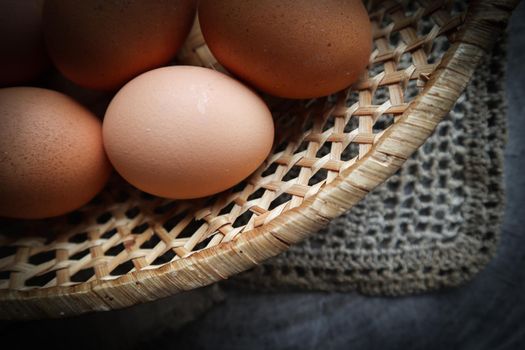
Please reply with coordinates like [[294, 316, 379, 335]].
[[0, 0, 516, 319]]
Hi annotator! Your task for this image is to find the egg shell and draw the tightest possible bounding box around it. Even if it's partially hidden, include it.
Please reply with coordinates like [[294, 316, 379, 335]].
[[0, 87, 112, 219], [0, 0, 49, 86], [44, 0, 197, 91], [199, 0, 372, 99], [103, 66, 275, 199]]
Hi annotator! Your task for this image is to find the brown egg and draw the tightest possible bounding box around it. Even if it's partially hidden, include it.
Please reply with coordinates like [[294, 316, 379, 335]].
[[44, 0, 197, 91], [103, 66, 274, 199], [0, 87, 112, 219], [199, 0, 372, 99], [0, 0, 49, 86]]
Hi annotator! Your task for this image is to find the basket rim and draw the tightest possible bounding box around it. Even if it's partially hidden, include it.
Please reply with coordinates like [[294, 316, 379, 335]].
[[0, 0, 518, 319]]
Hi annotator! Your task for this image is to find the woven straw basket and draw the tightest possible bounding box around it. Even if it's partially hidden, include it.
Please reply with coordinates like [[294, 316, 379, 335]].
[[0, 0, 517, 319]]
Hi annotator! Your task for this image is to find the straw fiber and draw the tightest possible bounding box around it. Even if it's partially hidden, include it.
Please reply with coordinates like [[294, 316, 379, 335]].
[[231, 39, 508, 294]]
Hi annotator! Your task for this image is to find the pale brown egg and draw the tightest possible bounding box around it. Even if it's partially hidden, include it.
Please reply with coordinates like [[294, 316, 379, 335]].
[[44, 0, 197, 91], [0, 0, 49, 86], [199, 0, 372, 99], [103, 66, 274, 199], [0, 87, 112, 219]]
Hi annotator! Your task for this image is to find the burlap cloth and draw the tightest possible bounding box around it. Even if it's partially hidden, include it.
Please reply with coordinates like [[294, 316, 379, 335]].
[[227, 40, 507, 295]]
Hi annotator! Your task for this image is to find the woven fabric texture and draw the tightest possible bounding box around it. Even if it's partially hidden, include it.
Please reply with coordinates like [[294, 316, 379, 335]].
[[231, 40, 507, 295]]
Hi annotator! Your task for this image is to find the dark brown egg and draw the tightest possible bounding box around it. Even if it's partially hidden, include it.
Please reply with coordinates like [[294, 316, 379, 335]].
[[44, 0, 197, 91], [0, 0, 49, 86], [199, 0, 372, 99], [0, 87, 112, 219]]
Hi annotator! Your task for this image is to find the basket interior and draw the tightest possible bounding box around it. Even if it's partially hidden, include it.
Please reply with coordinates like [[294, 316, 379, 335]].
[[0, 0, 466, 292]]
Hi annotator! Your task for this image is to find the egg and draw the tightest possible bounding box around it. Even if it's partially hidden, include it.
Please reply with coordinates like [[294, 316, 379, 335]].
[[103, 66, 274, 199], [198, 0, 372, 99], [43, 0, 197, 91], [0, 87, 112, 219], [0, 0, 49, 86]]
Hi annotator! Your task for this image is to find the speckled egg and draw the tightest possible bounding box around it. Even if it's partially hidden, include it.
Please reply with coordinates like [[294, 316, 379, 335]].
[[0, 87, 112, 219], [44, 0, 197, 90], [199, 0, 372, 99]]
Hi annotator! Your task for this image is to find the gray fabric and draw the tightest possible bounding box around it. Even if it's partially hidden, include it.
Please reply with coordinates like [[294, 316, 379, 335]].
[[230, 40, 507, 295]]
